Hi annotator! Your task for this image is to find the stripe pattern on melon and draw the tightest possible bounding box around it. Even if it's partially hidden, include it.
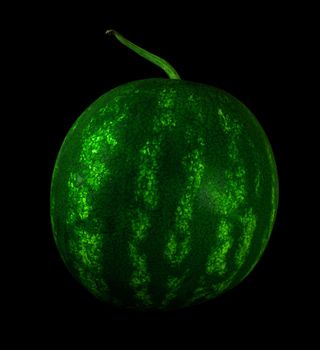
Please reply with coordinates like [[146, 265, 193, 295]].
[[50, 79, 278, 310]]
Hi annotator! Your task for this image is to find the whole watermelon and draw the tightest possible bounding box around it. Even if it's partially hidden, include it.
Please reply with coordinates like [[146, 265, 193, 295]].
[[50, 78, 278, 310]]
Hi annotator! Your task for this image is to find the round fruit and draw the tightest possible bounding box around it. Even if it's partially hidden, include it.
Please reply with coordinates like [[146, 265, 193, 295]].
[[50, 31, 278, 310]]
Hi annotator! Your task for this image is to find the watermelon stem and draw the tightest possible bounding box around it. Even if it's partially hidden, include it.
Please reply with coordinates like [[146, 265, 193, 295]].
[[106, 29, 181, 80]]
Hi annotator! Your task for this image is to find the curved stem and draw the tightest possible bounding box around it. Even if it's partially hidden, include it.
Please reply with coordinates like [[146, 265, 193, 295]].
[[106, 29, 181, 80]]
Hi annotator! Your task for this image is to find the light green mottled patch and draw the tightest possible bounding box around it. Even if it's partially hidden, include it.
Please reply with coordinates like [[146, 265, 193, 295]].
[[69, 228, 108, 299], [217, 108, 241, 135], [225, 167, 246, 207], [158, 113, 176, 128], [128, 223, 152, 303], [131, 210, 150, 241], [266, 142, 278, 227], [165, 235, 177, 259], [165, 234, 191, 265], [217, 109, 241, 161], [165, 140, 205, 265], [188, 94, 194, 102], [129, 243, 152, 306], [218, 108, 232, 133], [161, 274, 186, 307], [214, 272, 237, 295], [66, 110, 127, 296], [98, 106, 108, 115], [206, 109, 246, 216], [158, 88, 176, 109], [66, 210, 76, 226], [188, 277, 209, 303], [227, 139, 240, 161], [235, 208, 257, 267], [235, 166, 246, 179], [188, 276, 222, 304], [206, 219, 233, 275], [98, 96, 121, 116], [67, 173, 91, 221], [74, 227, 103, 267], [190, 270, 239, 305], [255, 171, 261, 195], [155, 89, 177, 129], [136, 140, 161, 209], [209, 166, 246, 216]]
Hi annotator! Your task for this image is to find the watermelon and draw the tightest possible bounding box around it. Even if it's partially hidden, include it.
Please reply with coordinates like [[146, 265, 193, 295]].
[[50, 31, 278, 311]]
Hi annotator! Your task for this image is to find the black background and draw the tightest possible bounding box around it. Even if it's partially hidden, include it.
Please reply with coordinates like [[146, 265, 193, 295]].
[[19, 2, 314, 344]]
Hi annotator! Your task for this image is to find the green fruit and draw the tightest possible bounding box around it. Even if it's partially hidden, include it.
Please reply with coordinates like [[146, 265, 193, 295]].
[[50, 31, 278, 310]]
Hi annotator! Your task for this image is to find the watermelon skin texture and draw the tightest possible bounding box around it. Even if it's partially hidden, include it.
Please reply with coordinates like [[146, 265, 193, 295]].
[[50, 78, 278, 310]]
